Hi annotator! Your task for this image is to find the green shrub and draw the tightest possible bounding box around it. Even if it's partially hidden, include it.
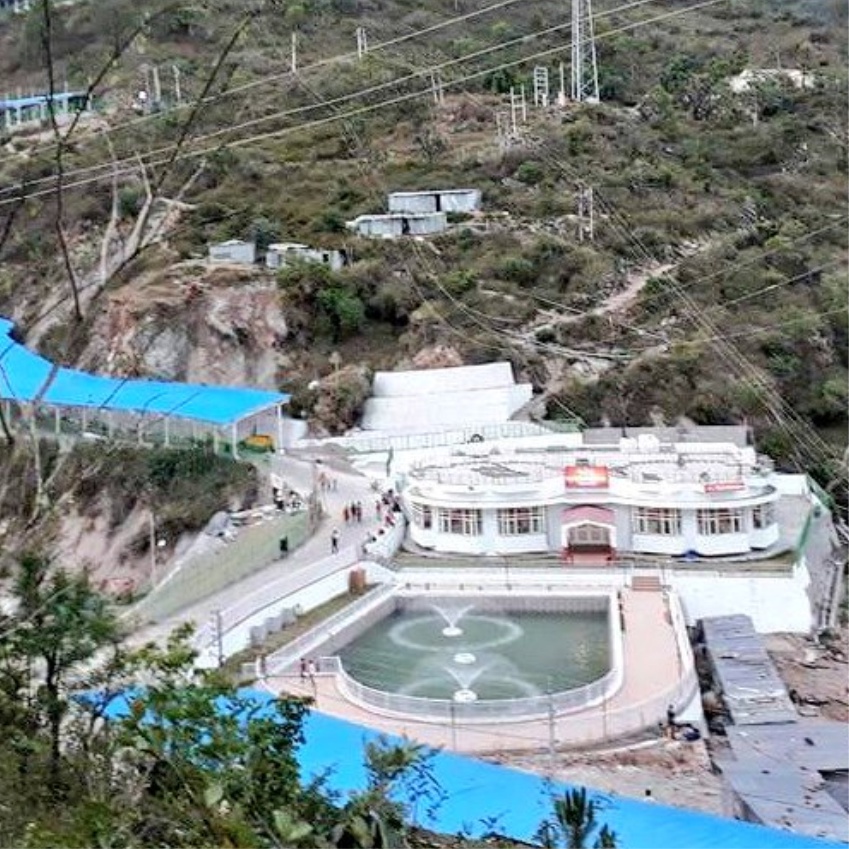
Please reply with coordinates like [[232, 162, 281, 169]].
[[515, 161, 544, 185]]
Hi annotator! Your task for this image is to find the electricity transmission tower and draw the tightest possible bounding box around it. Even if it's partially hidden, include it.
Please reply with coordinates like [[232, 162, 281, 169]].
[[577, 183, 594, 241], [533, 66, 550, 107], [571, 0, 599, 103]]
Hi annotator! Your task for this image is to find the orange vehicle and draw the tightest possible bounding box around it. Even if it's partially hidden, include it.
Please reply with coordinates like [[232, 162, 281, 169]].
[[241, 434, 274, 453]]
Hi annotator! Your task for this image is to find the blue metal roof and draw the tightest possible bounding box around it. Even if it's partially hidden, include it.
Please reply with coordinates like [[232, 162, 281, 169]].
[[0, 91, 86, 110], [0, 318, 288, 426], [101, 689, 845, 849]]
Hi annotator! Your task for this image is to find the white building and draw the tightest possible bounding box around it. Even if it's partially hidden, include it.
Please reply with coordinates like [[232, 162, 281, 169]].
[[387, 189, 482, 215], [346, 212, 447, 239], [208, 239, 256, 265], [402, 431, 785, 559], [362, 362, 532, 433], [265, 242, 346, 271]]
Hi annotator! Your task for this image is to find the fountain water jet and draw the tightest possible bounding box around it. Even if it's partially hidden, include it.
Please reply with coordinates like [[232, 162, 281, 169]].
[[431, 602, 475, 638], [453, 688, 477, 703], [444, 658, 493, 704]]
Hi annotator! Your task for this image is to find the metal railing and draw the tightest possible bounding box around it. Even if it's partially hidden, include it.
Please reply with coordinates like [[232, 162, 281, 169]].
[[300, 421, 554, 455], [323, 656, 619, 723], [270, 589, 625, 723], [264, 584, 397, 675], [132, 511, 309, 624], [195, 542, 362, 650]]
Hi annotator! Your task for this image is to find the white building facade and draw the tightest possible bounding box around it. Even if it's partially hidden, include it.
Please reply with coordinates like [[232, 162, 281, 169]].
[[346, 212, 447, 238], [402, 435, 783, 559], [266, 242, 346, 271], [208, 239, 256, 264], [387, 189, 482, 215]]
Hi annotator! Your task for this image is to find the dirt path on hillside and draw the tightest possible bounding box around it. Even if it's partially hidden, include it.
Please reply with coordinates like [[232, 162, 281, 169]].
[[765, 630, 849, 722], [489, 739, 724, 815]]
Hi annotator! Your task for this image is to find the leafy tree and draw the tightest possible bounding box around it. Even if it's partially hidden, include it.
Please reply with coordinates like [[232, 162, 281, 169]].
[[10, 553, 122, 795], [536, 788, 618, 849], [332, 735, 445, 848], [317, 285, 366, 341]]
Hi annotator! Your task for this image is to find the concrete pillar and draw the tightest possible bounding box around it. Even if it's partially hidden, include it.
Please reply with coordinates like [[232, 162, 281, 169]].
[[681, 508, 698, 551], [276, 404, 284, 453], [481, 508, 499, 556], [230, 422, 238, 458], [164, 416, 170, 447]]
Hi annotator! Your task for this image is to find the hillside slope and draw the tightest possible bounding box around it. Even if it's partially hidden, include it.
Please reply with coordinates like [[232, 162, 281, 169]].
[[0, 0, 845, 481]]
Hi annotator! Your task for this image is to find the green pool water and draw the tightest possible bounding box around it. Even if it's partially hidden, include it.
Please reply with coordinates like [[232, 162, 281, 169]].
[[338, 605, 610, 701]]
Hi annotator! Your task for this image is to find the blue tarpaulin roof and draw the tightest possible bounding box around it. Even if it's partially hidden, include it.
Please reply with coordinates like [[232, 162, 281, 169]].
[[101, 689, 845, 849], [0, 318, 288, 426]]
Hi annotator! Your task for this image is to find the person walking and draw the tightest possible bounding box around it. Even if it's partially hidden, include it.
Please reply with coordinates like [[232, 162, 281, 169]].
[[343, 505, 350, 524], [299, 657, 307, 680], [331, 528, 340, 554], [356, 501, 363, 523]]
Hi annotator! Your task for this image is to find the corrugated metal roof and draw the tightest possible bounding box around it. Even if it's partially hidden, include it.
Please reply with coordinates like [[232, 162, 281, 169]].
[[726, 723, 849, 774], [718, 757, 848, 843], [104, 688, 845, 849], [701, 614, 797, 725]]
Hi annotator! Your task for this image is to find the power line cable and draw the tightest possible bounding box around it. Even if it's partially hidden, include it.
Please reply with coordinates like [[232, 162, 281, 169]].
[[0, 0, 665, 196], [0, 0, 728, 206]]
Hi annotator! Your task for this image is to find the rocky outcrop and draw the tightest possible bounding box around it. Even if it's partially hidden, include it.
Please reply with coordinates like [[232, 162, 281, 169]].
[[79, 263, 290, 389]]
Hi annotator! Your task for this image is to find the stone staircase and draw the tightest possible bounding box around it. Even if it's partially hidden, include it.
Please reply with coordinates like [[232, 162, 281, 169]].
[[631, 574, 663, 592]]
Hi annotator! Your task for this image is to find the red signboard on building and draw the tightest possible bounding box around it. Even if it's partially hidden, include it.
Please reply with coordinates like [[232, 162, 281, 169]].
[[703, 480, 746, 493], [564, 465, 609, 489]]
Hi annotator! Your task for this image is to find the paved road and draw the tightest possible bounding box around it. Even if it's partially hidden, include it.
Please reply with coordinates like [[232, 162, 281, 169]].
[[129, 451, 383, 650]]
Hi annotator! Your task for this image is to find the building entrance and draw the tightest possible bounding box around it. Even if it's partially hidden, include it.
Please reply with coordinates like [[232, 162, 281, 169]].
[[561, 506, 616, 564]]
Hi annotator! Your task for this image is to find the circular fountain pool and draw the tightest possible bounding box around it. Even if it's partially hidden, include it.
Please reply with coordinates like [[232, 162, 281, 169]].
[[337, 598, 610, 702]]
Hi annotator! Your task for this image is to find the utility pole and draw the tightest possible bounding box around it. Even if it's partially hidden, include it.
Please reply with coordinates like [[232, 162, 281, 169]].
[[558, 61, 567, 107], [533, 66, 550, 108], [430, 70, 444, 106], [148, 503, 157, 586], [356, 26, 368, 59], [211, 609, 224, 667], [152, 65, 162, 108], [172, 65, 182, 105], [509, 87, 526, 137], [291, 31, 298, 73], [571, 0, 600, 103], [577, 183, 594, 242], [495, 111, 509, 149], [547, 679, 556, 775]]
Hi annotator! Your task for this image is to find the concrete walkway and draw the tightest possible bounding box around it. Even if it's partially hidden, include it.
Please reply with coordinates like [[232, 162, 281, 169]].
[[265, 589, 690, 754], [129, 451, 382, 649]]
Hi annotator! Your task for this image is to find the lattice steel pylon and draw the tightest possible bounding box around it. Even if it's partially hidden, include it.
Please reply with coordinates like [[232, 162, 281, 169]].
[[570, 0, 599, 103]]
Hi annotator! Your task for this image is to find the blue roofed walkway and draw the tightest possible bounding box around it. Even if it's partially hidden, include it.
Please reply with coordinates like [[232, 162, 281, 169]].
[[0, 317, 288, 427]]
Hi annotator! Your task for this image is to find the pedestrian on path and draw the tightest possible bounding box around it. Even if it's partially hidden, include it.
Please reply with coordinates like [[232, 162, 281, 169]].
[[331, 528, 340, 554], [343, 505, 350, 524], [355, 501, 363, 523], [307, 658, 317, 686], [299, 657, 307, 680], [375, 498, 382, 519]]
